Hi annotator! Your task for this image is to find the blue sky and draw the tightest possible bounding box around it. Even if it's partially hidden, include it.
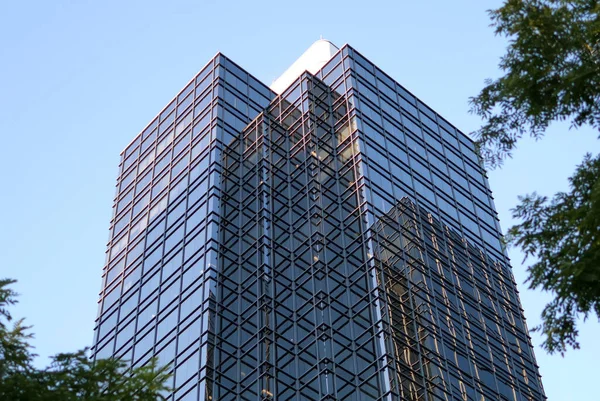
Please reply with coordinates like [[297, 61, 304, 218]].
[[1, 1, 597, 399]]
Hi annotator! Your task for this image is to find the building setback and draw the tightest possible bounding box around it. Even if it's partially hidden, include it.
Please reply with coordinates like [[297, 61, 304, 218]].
[[92, 40, 545, 401]]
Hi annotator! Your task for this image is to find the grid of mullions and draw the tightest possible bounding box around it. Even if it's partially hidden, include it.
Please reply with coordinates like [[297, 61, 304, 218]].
[[310, 49, 511, 278], [92, 44, 545, 401], [214, 74, 388, 400], [318, 47, 505, 265], [93, 53, 276, 400], [371, 199, 543, 401], [210, 67, 544, 400]]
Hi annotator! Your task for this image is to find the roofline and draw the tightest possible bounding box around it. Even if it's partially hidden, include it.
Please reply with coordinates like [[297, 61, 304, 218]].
[[119, 51, 223, 157]]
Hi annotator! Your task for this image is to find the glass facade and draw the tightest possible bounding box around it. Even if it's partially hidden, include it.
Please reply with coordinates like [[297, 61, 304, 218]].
[[93, 44, 545, 401]]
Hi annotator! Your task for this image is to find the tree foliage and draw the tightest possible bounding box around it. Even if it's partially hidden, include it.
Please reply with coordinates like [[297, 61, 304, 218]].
[[470, 0, 600, 167], [470, 0, 600, 354], [507, 154, 600, 354], [0, 279, 171, 400]]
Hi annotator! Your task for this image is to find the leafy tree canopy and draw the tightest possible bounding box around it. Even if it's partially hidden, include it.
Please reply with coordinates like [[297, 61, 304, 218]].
[[470, 0, 600, 354], [471, 0, 600, 167], [0, 279, 171, 400]]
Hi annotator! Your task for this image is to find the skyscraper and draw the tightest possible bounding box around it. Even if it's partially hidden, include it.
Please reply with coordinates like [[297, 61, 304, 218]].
[[93, 40, 545, 401]]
